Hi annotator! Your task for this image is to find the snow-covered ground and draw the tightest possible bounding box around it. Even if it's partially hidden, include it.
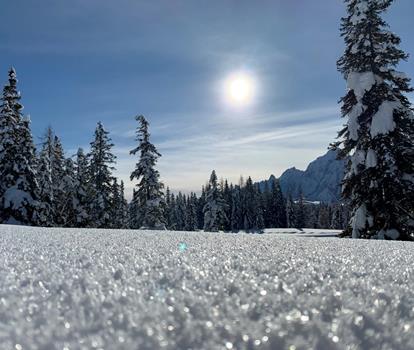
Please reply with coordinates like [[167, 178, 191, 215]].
[[0, 225, 413, 350]]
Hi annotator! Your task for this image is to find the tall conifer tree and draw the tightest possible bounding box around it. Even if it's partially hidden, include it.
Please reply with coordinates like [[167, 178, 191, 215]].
[[88, 122, 117, 228], [333, 0, 414, 239], [130, 115, 165, 229], [203, 170, 227, 232], [0, 68, 43, 225]]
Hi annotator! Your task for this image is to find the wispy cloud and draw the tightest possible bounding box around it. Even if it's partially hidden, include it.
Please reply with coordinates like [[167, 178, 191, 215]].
[[112, 105, 342, 198]]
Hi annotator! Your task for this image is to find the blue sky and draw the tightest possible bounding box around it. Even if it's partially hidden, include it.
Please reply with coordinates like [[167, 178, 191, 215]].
[[1, 0, 413, 196]]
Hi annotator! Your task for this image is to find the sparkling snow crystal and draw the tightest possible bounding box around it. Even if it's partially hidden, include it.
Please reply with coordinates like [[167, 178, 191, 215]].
[[1, 225, 414, 349]]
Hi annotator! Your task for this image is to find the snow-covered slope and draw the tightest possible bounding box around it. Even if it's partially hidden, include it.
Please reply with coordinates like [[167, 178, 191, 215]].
[[279, 150, 345, 202], [1, 225, 413, 349]]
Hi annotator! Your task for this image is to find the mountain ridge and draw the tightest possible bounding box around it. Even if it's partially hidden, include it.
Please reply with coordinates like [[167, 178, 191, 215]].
[[258, 150, 346, 203]]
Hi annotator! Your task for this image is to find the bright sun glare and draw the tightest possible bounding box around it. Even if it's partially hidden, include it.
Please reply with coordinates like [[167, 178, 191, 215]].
[[225, 72, 255, 106]]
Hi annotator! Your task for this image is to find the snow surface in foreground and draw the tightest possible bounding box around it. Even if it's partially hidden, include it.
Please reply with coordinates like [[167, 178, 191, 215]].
[[0, 225, 413, 350]]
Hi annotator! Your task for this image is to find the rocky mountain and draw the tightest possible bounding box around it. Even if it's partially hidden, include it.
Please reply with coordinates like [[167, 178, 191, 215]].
[[258, 150, 346, 203]]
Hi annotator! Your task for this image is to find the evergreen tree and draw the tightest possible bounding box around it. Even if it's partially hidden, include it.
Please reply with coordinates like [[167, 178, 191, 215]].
[[295, 188, 306, 229], [317, 203, 331, 229], [230, 185, 242, 232], [109, 178, 122, 228], [333, 0, 414, 239], [197, 186, 206, 230], [203, 170, 227, 232], [88, 122, 116, 228], [0, 68, 43, 225], [286, 194, 296, 228], [175, 192, 186, 230], [165, 187, 172, 228], [268, 179, 287, 228], [168, 193, 178, 230], [241, 177, 257, 232], [130, 115, 165, 230], [129, 188, 138, 228], [109, 178, 129, 229], [36, 127, 55, 225], [73, 148, 91, 227], [185, 194, 198, 231], [52, 135, 66, 226], [119, 181, 129, 229], [331, 204, 345, 230], [222, 180, 232, 231], [59, 158, 78, 227]]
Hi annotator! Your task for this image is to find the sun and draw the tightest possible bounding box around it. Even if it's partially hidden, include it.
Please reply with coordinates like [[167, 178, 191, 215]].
[[224, 72, 255, 106]]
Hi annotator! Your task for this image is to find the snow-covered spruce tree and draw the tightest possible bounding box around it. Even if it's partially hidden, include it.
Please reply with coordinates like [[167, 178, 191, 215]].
[[36, 127, 55, 226], [185, 193, 198, 231], [109, 178, 129, 229], [242, 177, 263, 232], [118, 180, 129, 229], [168, 192, 178, 230], [73, 148, 91, 227], [332, 0, 414, 239], [88, 122, 117, 228], [0, 68, 44, 225], [331, 203, 345, 230], [286, 194, 296, 229], [58, 158, 78, 227], [130, 115, 166, 230], [109, 178, 122, 228], [317, 203, 331, 229], [203, 170, 227, 232], [294, 188, 306, 230], [230, 186, 242, 232], [51, 135, 67, 226], [268, 179, 287, 228], [222, 180, 232, 231], [197, 186, 206, 230], [173, 192, 186, 230]]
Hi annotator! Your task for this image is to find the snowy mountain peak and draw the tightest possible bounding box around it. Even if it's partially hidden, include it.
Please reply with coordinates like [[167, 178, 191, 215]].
[[259, 150, 345, 203]]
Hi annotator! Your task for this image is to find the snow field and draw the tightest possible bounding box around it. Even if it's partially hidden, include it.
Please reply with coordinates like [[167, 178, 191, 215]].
[[0, 225, 413, 350]]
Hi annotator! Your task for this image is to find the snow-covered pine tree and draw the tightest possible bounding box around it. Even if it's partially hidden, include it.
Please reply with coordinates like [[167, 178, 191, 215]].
[[73, 148, 91, 227], [119, 181, 129, 229], [110, 178, 122, 229], [130, 115, 165, 230], [285, 194, 296, 229], [165, 187, 171, 228], [230, 185, 242, 232], [0, 68, 43, 225], [168, 192, 177, 230], [88, 122, 117, 228], [222, 180, 232, 231], [129, 188, 138, 228], [58, 158, 78, 227], [109, 178, 129, 229], [333, 0, 414, 240], [175, 192, 186, 230], [268, 179, 287, 228], [203, 170, 227, 232], [36, 127, 55, 226], [241, 177, 260, 232], [197, 186, 206, 230], [184, 193, 198, 231], [317, 203, 331, 229], [295, 188, 306, 230], [331, 203, 345, 229], [52, 135, 67, 226]]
